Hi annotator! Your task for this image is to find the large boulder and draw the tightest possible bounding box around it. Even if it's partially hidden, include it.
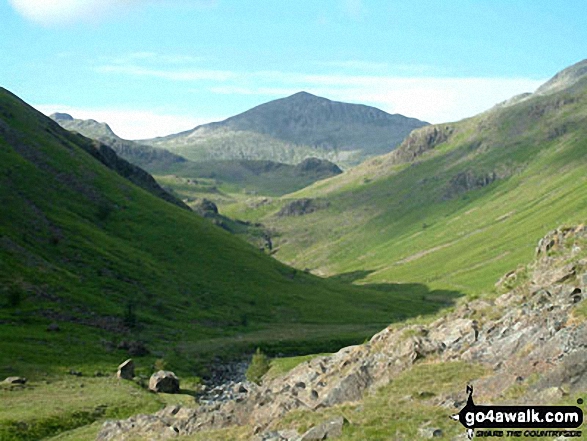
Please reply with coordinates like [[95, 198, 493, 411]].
[[3, 376, 26, 385], [149, 370, 180, 393], [116, 359, 134, 380]]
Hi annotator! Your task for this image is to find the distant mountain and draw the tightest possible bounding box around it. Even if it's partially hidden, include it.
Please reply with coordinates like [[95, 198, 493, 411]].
[[142, 92, 428, 167], [230, 59, 587, 295], [50, 113, 187, 172]]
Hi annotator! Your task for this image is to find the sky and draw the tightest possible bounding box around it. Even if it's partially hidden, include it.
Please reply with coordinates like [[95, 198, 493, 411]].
[[1, 0, 585, 139]]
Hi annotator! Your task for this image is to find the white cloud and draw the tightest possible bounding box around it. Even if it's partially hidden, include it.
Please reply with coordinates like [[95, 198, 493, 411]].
[[96, 59, 545, 123], [8, 0, 142, 26], [8, 0, 219, 25], [35, 104, 221, 140]]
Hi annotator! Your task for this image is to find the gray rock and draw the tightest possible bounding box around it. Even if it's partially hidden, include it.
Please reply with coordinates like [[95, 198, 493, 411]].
[[116, 359, 134, 380], [257, 429, 299, 441], [149, 370, 180, 394], [418, 426, 444, 438], [300, 416, 347, 440], [3, 376, 26, 385]]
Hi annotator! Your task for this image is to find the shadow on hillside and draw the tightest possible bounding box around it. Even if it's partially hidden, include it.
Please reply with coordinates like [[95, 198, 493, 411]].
[[330, 270, 464, 320], [329, 270, 376, 283]]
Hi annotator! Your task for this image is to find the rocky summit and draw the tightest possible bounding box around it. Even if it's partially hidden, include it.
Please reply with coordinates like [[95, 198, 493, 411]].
[[97, 225, 587, 440], [141, 92, 428, 166]]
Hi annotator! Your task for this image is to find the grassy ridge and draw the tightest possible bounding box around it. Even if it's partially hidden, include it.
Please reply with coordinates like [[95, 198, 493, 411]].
[[225, 75, 587, 296]]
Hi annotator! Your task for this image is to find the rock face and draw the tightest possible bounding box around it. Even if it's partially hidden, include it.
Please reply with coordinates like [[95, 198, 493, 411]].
[[149, 370, 180, 394], [98, 225, 587, 440], [277, 198, 329, 217], [193, 198, 219, 217], [442, 170, 499, 199], [298, 416, 347, 440], [116, 359, 134, 380], [390, 124, 455, 164]]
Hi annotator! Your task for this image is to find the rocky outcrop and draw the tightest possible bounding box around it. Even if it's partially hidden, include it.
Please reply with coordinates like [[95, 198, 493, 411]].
[[442, 170, 499, 199], [97, 225, 587, 440], [193, 198, 219, 217], [293, 158, 342, 176], [277, 198, 329, 217], [389, 124, 455, 164]]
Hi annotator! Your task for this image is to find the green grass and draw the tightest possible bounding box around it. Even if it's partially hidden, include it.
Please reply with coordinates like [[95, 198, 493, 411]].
[[0, 86, 461, 438], [228, 76, 587, 297], [0, 377, 163, 441], [264, 353, 331, 381]]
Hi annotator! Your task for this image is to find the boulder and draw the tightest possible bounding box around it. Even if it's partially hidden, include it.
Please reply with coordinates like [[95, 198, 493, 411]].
[[3, 376, 26, 385], [117, 359, 135, 380], [149, 370, 180, 393]]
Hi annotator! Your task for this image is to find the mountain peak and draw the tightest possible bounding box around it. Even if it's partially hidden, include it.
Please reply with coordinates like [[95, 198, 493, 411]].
[[50, 112, 74, 121], [535, 59, 587, 95], [287, 91, 322, 100]]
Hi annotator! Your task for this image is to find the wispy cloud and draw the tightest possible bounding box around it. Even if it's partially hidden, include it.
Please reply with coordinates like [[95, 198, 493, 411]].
[[8, 0, 142, 26], [95, 55, 545, 124], [35, 104, 219, 140]]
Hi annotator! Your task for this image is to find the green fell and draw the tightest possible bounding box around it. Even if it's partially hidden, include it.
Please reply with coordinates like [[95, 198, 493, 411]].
[[226, 61, 587, 297]]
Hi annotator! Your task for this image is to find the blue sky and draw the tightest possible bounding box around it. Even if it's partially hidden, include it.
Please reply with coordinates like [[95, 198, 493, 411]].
[[1, 0, 585, 139]]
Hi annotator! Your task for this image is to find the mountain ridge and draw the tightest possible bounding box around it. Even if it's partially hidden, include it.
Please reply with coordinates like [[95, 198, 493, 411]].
[[141, 91, 429, 167], [49, 112, 188, 171]]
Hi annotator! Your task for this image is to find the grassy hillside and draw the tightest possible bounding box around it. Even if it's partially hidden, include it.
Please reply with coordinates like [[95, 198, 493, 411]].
[[156, 157, 342, 200], [225, 61, 587, 296], [0, 87, 459, 379], [142, 92, 427, 167]]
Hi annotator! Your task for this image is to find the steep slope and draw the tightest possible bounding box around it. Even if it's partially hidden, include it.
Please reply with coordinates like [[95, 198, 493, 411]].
[[226, 60, 587, 295], [97, 225, 587, 440], [0, 88, 452, 379], [142, 92, 428, 167], [50, 112, 187, 171]]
